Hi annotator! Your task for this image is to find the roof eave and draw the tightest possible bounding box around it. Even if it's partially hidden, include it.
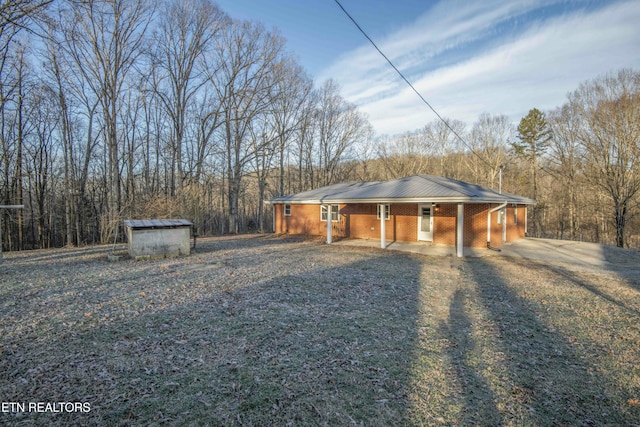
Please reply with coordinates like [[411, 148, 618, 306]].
[[270, 197, 536, 205]]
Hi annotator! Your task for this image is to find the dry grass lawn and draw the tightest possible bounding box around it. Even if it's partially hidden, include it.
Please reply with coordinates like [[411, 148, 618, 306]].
[[1, 235, 639, 426]]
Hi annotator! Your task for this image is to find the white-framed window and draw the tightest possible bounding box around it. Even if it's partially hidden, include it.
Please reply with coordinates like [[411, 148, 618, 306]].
[[377, 204, 390, 220], [284, 204, 291, 216], [321, 204, 339, 222], [497, 209, 503, 224], [513, 205, 518, 225]]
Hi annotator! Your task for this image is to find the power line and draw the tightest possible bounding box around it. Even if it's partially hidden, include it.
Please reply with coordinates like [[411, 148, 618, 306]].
[[333, 0, 494, 169]]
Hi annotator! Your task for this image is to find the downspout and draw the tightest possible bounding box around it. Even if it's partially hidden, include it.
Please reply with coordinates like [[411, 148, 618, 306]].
[[326, 204, 332, 244], [487, 202, 507, 251], [379, 204, 386, 249]]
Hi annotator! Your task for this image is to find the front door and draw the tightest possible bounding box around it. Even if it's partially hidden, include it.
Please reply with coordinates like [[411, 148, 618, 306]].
[[418, 204, 433, 241]]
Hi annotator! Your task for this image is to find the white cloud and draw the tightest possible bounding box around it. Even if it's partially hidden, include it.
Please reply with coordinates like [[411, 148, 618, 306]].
[[320, 0, 640, 136]]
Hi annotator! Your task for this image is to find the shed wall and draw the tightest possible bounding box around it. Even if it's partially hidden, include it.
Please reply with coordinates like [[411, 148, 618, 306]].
[[127, 226, 191, 259]]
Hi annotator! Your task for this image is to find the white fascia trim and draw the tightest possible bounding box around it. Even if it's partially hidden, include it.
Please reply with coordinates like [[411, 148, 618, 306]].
[[269, 198, 536, 205], [320, 198, 531, 204], [268, 200, 324, 205]]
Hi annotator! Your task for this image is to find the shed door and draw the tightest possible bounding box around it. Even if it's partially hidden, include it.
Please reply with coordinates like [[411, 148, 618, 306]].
[[418, 205, 433, 241]]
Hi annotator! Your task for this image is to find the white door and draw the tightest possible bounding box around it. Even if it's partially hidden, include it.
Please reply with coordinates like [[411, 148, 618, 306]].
[[418, 205, 433, 241]]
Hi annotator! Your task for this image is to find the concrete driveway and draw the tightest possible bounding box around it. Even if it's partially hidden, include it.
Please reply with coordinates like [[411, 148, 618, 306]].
[[501, 238, 606, 266], [335, 237, 639, 272], [500, 238, 640, 272]]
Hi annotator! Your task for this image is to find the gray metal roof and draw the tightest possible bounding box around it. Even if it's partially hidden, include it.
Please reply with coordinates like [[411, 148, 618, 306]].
[[124, 219, 193, 229], [270, 175, 536, 205]]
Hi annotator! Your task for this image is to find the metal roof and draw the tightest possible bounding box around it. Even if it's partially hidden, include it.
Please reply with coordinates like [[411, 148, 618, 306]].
[[124, 219, 193, 229], [269, 175, 536, 205]]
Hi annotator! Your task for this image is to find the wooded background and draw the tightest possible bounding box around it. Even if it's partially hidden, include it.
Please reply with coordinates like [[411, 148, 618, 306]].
[[1, 0, 639, 251]]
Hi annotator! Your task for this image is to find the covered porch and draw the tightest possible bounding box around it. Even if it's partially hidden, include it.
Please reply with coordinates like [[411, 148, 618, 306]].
[[332, 237, 491, 258]]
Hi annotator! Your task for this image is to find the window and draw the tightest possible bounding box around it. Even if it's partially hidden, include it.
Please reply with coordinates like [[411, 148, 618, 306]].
[[284, 204, 291, 216], [513, 205, 518, 225], [377, 204, 390, 220], [321, 204, 339, 222]]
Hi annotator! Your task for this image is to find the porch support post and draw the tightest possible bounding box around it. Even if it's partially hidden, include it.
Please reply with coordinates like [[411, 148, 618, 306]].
[[326, 205, 332, 244], [456, 203, 464, 258], [379, 204, 386, 249], [502, 206, 507, 243]]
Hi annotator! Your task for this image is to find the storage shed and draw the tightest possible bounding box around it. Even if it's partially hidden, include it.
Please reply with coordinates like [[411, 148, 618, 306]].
[[124, 219, 193, 260]]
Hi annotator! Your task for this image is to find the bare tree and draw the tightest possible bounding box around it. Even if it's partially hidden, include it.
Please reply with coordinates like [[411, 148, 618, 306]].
[[205, 20, 286, 233], [269, 58, 313, 196], [423, 118, 465, 178], [25, 81, 58, 247], [292, 87, 318, 191], [467, 113, 513, 189], [0, 1, 51, 34], [548, 104, 584, 241], [378, 131, 432, 179], [61, 0, 154, 242], [152, 0, 227, 193], [569, 69, 640, 247], [316, 79, 370, 186]]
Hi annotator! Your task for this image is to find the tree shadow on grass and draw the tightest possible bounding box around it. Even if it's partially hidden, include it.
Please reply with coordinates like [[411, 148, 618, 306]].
[[530, 259, 640, 317], [439, 289, 502, 425], [463, 257, 635, 425], [0, 240, 424, 426]]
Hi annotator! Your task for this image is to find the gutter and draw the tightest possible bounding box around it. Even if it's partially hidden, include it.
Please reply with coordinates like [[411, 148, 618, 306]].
[[487, 202, 507, 251]]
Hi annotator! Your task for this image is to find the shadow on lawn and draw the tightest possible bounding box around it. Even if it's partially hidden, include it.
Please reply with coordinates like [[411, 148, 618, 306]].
[[0, 238, 424, 426], [535, 259, 640, 316], [440, 289, 503, 425], [463, 257, 628, 425]]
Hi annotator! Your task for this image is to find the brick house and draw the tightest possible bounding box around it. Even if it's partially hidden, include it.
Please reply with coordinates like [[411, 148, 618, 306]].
[[269, 175, 536, 257]]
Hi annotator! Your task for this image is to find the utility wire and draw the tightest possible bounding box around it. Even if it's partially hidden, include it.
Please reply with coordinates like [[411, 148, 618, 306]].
[[333, 0, 494, 169]]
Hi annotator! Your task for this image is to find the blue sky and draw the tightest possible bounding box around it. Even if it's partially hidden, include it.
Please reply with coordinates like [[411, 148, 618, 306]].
[[214, 0, 640, 136]]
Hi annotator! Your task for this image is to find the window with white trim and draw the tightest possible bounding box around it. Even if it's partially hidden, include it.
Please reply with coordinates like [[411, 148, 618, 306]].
[[377, 204, 390, 220], [284, 204, 291, 216], [513, 205, 517, 225], [321, 204, 339, 222]]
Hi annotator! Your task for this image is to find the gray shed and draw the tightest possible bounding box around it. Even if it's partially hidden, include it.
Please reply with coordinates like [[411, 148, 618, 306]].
[[124, 219, 193, 260]]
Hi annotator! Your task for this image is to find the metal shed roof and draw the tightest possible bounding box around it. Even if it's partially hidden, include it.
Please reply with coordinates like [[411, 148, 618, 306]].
[[270, 175, 536, 205], [124, 219, 193, 229]]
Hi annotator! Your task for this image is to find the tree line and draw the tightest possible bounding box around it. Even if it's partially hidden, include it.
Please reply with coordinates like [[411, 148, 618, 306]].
[[1, 0, 638, 251]]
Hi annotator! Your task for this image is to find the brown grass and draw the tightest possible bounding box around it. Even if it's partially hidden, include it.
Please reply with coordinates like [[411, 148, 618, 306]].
[[0, 235, 638, 426]]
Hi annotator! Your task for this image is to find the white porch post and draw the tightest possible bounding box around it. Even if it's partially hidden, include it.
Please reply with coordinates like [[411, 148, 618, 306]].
[[456, 203, 464, 258], [502, 207, 507, 243], [379, 204, 386, 249], [326, 205, 332, 244]]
